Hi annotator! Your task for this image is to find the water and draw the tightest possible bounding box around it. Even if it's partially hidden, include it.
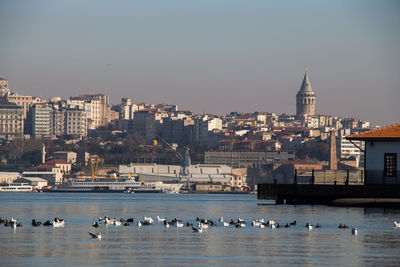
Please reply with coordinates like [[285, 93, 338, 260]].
[[1, 193, 400, 266]]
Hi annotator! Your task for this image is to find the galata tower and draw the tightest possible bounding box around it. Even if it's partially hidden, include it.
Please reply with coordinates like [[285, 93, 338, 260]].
[[296, 66, 316, 116]]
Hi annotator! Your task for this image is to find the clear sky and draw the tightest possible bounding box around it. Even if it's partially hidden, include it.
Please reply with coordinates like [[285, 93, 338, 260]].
[[0, 0, 399, 126]]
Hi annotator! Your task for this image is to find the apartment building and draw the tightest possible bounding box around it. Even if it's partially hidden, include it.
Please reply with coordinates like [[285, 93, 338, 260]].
[[0, 101, 24, 139]]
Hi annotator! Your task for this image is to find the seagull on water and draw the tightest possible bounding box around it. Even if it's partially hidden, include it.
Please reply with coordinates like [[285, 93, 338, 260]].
[[157, 216, 166, 222], [89, 232, 102, 239], [192, 226, 203, 233]]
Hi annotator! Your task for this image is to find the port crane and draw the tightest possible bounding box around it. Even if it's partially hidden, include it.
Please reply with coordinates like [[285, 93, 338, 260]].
[[155, 135, 191, 191]]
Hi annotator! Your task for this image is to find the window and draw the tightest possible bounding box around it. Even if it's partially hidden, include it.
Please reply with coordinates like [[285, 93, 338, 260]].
[[384, 153, 397, 177]]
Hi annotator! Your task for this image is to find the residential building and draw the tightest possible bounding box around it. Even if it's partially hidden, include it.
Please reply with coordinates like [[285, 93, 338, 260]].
[[64, 108, 87, 137], [69, 94, 110, 130], [6, 93, 33, 119], [52, 109, 65, 137], [0, 101, 24, 139], [0, 77, 10, 98], [26, 103, 53, 138], [340, 136, 364, 167], [133, 110, 156, 143]]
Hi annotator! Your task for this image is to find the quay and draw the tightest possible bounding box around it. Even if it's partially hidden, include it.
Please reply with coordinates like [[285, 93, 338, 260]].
[[257, 183, 400, 207]]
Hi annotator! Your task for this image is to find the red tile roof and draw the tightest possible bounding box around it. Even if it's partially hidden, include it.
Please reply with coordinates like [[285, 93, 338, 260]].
[[346, 124, 400, 140], [46, 159, 70, 165], [34, 164, 59, 169]]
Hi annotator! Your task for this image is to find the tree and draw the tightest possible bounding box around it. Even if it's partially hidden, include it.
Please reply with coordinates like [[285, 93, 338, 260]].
[[296, 140, 329, 162]]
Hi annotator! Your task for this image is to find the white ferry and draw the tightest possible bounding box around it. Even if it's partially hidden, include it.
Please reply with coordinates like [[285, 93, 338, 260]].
[[42, 178, 180, 193], [0, 183, 33, 192]]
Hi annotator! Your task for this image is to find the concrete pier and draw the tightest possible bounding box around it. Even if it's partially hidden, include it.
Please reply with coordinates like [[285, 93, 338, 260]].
[[257, 184, 400, 207]]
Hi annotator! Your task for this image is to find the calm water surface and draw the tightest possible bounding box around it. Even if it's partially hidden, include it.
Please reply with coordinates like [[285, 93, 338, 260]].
[[1, 193, 400, 266]]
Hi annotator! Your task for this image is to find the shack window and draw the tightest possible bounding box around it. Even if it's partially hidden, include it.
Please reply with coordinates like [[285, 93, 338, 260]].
[[384, 153, 397, 177]]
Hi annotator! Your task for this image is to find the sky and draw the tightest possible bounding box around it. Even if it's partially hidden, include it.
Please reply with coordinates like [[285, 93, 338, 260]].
[[0, 0, 399, 126]]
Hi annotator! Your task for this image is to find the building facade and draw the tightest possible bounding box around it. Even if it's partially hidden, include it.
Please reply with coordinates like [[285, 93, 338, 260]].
[[6, 94, 33, 119], [26, 103, 53, 138], [0, 101, 24, 139], [69, 94, 110, 130], [64, 108, 87, 137], [347, 124, 400, 184], [133, 110, 156, 143], [204, 151, 295, 168], [0, 77, 10, 98]]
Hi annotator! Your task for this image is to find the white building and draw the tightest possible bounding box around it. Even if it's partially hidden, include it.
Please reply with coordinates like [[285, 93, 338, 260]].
[[340, 136, 364, 167], [347, 124, 400, 184], [27, 103, 53, 138], [119, 163, 246, 188], [0, 172, 21, 184]]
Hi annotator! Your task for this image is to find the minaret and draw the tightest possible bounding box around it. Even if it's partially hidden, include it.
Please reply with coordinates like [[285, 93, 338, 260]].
[[296, 65, 316, 116]]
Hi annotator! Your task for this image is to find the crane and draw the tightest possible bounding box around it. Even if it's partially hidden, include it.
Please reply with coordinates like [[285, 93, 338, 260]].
[[155, 134, 192, 191]]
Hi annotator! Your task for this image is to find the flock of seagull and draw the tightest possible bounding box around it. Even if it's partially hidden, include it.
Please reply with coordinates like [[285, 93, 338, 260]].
[[2, 216, 400, 240]]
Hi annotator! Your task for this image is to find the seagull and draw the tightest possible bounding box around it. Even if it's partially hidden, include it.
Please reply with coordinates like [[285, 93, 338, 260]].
[[394, 221, 400, 228], [52, 218, 65, 227], [223, 222, 230, 227], [89, 232, 102, 239], [192, 226, 203, 233], [176, 222, 184, 227], [32, 219, 42, 227], [157, 216, 166, 222], [199, 223, 209, 229], [144, 217, 154, 223], [352, 228, 358, 235]]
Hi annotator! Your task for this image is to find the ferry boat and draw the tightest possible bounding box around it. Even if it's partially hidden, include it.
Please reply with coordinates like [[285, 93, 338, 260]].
[[0, 183, 33, 192], [42, 178, 181, 193]]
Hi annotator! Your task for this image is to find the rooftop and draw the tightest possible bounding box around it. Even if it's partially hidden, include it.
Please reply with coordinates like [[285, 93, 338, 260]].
[[346, 124, 400, 140]]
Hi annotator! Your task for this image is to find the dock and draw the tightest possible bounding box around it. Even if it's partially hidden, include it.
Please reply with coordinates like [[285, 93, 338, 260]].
[[257, 184, 400, 207]]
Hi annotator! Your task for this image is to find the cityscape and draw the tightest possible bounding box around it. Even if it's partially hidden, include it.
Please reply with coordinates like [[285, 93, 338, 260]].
[[0, 67, 370, 191], [0, 1, 399, 266]]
